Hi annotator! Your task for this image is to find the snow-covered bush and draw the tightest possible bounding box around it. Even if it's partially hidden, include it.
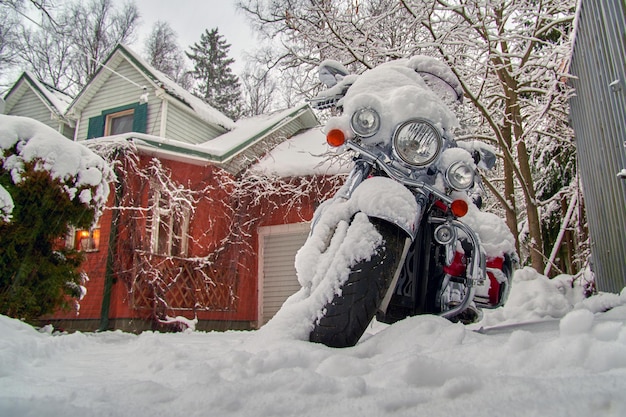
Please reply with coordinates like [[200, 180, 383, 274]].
[[0, 115, 113, 322]]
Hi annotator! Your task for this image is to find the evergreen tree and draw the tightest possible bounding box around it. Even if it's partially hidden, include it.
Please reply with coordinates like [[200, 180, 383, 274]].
[[186, 28, 243, 120], [0, 116, 111, 323], [0, 166, 93, 322]]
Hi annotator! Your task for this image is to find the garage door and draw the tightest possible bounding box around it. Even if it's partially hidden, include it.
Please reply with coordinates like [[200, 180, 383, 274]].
[[258, 223, 310, 326]]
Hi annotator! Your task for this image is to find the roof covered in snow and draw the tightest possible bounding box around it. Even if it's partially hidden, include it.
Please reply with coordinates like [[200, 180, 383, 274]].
[[67, 44, 236, 131], [198, 103, 314, 153], [3, 72, 74, 120]]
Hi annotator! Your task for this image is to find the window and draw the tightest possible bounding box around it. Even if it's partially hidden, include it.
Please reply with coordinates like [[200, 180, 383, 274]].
[[67, 225, 101, 252], [86, 102, 147, 139], [105, 109, 135, 135], [150, 189, 190, 257]]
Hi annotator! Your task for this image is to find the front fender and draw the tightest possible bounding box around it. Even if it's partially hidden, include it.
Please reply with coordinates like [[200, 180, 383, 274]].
[[312, 176, 419, 238]]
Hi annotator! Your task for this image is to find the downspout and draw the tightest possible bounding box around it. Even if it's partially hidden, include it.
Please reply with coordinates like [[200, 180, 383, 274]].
[[99, 151, 123, 331]]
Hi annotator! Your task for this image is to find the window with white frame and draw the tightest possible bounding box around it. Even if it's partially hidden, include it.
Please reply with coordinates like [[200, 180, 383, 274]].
[[104, 109, 135, 136], [150, 189, 190, 257], [66, 223, 101, 252]]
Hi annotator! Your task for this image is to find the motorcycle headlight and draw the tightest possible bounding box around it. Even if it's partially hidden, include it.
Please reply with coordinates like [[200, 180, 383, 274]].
[[350, 108, 380, 137], [393, 119, 443, 166], [446, 161, 475, 190]]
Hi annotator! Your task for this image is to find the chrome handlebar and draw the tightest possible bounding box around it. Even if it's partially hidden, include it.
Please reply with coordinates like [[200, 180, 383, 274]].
[[345, 141, 454, 205]]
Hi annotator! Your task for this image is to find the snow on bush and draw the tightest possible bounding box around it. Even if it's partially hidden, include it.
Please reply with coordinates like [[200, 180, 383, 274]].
[[0, 185, 13, 222], [0, 115, 113, 219]]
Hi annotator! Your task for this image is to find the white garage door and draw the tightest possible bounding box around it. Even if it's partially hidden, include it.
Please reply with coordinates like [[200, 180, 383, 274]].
[[258, 223, 310, 326]]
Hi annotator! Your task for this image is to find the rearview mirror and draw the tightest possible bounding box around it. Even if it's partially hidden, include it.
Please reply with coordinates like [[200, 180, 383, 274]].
[[318, 60, 349, 88]]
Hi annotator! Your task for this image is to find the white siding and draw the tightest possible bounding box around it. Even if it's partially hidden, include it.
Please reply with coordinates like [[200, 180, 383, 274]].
[[166, 104, 224, 144], [258, 223, 310, 326], [76, 60, 162, 140], [6, 88, 58, 131]]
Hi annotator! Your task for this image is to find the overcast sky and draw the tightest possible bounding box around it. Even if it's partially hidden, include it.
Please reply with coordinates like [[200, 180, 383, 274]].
[[131, 0, 256, 74]]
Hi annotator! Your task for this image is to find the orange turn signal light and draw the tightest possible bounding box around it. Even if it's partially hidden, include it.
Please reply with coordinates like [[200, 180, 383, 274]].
[[326, 129, 346, 147], [450, 199, 469, 217]]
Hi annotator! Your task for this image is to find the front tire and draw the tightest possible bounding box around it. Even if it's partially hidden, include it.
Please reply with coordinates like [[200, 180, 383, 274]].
[[309, 217, 408, 348]]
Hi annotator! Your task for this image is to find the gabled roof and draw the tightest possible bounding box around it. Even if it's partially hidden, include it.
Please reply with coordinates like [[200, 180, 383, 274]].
[[66, 44, 236, 131], [3, 72, 74, 121]]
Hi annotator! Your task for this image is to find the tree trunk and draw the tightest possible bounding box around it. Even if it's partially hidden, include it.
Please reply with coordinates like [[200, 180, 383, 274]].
[[501, 118, 520, 256], [516, 138, 545, 271]]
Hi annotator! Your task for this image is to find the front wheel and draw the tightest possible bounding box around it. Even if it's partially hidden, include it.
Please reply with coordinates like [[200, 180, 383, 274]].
[[309, 217, 408, 348]]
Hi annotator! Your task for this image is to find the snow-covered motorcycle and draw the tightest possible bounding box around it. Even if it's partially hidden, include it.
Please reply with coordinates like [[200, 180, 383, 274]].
[[278, 57, 517, 348]]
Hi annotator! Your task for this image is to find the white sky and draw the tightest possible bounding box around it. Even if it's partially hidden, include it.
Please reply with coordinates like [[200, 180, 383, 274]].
[[130, 0, 256, 74]]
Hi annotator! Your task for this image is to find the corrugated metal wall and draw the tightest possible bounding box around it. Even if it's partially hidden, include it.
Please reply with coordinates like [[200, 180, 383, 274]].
[[569, 0, 626, 293]]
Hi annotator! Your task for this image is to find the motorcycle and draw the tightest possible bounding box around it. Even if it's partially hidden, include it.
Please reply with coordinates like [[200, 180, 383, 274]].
[[279, 57, 517, 348]]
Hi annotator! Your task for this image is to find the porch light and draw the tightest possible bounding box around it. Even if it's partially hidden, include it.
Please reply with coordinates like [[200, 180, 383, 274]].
[[75, 227, 101, 251]]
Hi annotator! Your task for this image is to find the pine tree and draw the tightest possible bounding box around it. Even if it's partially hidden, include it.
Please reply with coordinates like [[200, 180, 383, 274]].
[[0, 166, 93, 322], [186, 28, 243, 120]]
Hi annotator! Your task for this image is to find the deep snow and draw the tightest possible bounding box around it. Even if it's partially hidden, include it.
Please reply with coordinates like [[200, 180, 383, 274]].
[[2, 267, 626, 417]]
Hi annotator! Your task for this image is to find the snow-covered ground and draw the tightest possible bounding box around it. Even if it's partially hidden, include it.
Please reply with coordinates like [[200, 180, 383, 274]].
[[2, 267, 626, 417]]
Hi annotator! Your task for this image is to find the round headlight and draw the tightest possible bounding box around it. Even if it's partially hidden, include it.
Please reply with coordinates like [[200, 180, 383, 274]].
[[393, 119, 443, 166], [446, 161, 475, 190], [350, 108, 380, 137], [434, 224, 456, 245]]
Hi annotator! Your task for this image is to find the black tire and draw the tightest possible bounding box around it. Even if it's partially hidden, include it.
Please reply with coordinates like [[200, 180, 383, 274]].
[[309, 217, 408, 348]]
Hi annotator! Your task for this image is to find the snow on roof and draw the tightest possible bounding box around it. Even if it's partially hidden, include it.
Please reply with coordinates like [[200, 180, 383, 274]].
[[251, 127, 351, 177], [197, 104, 309, 154], [119, 45, 236, 130], [24, 72, 74, 115], [3, 72, 73, 118], [86, 120, 351, 178]]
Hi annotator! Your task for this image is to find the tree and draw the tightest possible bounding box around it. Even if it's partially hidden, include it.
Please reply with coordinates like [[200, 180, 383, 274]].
[[67, 0, 139, 88], [16, 12, 76, 92], [0, 115, 113, 322], [186, 28, 243, 120], [239, 0, 581, 272], [0, 5, 21, 88], [143, 20, 192, 89], [403, 0, 577, 272], [0, 169, 89, 321], [12, 0, 139, 95], [241, 62, 277, 116]]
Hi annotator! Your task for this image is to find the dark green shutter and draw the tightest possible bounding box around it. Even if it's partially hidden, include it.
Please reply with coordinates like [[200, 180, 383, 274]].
[[86, 115, 104, 139], [132, 102, 148, 133]]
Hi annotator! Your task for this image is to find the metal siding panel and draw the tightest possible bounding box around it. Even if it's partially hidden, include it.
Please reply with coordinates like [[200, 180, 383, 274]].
[[570, 0, 626, 292]]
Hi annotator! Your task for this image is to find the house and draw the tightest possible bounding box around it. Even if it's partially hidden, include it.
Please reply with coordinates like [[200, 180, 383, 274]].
[[3, 44, 346, 332], [2, 72, 75, 139], [67, 44, 235, 145]]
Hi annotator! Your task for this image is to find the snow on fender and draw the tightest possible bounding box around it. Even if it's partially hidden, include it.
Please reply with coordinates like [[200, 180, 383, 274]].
[[260, 177, 416, 342], [350, 176, 418, 235]]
